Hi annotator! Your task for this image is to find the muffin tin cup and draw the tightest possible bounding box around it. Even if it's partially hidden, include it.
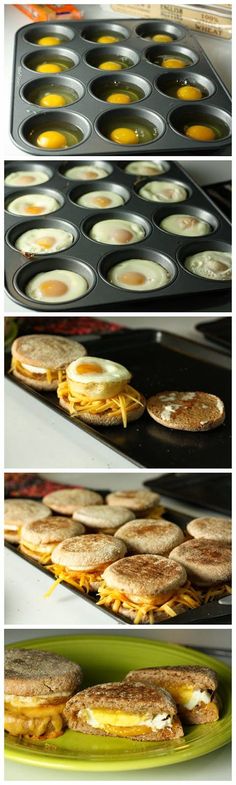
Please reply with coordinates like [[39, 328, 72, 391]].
[[4, 160, 231, 312], [134, 177, 192, 202], [69, 181, 131, 208], [19, 110, 92, 152], [89, 72, 152, 104], [145, 44, 199, 68], [6, 216, 79, 253], [177, 239, 232, 284], [156, 71, 215, 101], [11, 19, 231, 155], [135, 21, 185, 42], [95, 106, 165, 147], [155, 204, 219, 236], [23, 23, 75, 45], [21, 75, 84, 107], [22, 46, 79, 73], [5, 185, 65, 215], [13, 256, 97, 311]]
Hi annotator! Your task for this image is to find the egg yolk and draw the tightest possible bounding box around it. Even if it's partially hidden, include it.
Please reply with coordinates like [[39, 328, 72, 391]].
[[18, 175, 36, 185], [99, 61, 122, 70], [40, 280, 68, 296], [110, 128, 138, 144], [119, 272, 146, 285], [36, 131, 67, 149], [185, 124, 216, 141], [152, 34, 173, 42], [97, 35, 119, 43], [112, 229, 133, 243], [163, 57, 188, 68], [39, 93, 67, 108], [37, 36, 62, 46], [176, 85, 203, 100], [84, 171, 100, 179], [24, 205, 45, 215], [91, 196, 112, 207], [36, 63, 62, 73], [37, 237, 55, 250], [107, 93, 131, 104], [77, 362, 103, 374]]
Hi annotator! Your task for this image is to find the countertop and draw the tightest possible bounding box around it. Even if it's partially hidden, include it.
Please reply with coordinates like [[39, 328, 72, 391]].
[[4, 315, 221, 469], [4, 628, 231, 781]]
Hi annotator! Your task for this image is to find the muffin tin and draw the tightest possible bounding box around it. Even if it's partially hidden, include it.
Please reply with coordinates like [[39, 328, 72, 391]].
[[11, 19, 231, 155], [4, 160, 231, 311], [4, 501, 231, 626], [5, 328, 231, 469]]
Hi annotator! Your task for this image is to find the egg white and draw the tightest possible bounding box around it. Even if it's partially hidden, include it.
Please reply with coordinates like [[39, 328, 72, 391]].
[[184, 250, 232, 280], [15, 228, 74, 254], [125, 161, 165, 175], [25, 269, 88, 303], [67, 356, 130, 385], [139, 180, 187, 203], [65, 165, 109, 180], [5, 170, 49, 186], [108, 258, 171, 290], [7, 193, 60, 216], [77, 191, 124, 208], [90, 219, 145, 244], [160, 214, 211, 237]]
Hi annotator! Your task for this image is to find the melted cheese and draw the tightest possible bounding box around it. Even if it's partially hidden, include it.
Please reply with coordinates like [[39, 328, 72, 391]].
[[4, 697, 67, 739], [11, 358, 65, 384], [97, 580, 202, 624], [164, 685, 211, 709], [81, 708, 172, 732], [57, 381, 144, 428], [20, 539, 59, 563]]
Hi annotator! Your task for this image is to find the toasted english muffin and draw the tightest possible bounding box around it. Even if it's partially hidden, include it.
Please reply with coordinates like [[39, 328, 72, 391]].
[[170, 539, 231, 586], [4, 498, 49, 543], [11, 334, 86, 390], [147, 391, 225, 431], [43, 487, 103, 515], [114, 518, 184, 555], [187, 516, 231, 543]]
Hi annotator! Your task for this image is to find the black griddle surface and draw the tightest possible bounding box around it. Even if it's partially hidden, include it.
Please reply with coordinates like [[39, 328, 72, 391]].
[[145, 473, 231, 515], [5, 328, 231, 468]]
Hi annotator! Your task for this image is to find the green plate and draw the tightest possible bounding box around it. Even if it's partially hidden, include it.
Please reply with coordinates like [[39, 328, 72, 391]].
[[5, 634, 231, 772]]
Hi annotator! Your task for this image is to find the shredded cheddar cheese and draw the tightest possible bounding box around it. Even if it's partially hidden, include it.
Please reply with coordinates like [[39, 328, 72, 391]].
[[44, 563, 104, 598], [10, 358, 65, 384], [97, 580, 202, 624], [19, 542, 53, 564], [57, 382, 144, 428], [203, 584, 231, 603]]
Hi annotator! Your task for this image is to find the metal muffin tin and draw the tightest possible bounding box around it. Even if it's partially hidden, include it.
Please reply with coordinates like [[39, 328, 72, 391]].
[[4, 160, 231, 312], [4, 502, 231, 626], [11, 18, 231, 156]]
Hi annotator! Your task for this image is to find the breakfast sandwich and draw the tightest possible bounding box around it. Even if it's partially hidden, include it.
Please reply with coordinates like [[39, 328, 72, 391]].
[[57, 356, 145, 428], [63, 681, 184, 741], [46, 534, 127, 595], [4, 647, 82, 740], [106, 489, 164, 517], [10, 334, 86, 390], [19, 516, 85, 564], [43, 487, 103, 515], [125, 666, 219, 725], [170, 539, 231, 589], [97, 554, 202, 624], [187, 516, 231, 544], [73, 505, 135, 534], [114, 518, 184, 555], [4, 498, 49, 543], [147, 391, 225, 431]]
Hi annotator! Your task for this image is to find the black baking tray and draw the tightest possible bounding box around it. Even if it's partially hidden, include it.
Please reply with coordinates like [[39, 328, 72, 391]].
[[4, 502, 231, 625], [5, 328, 231, 469], [145, 473, 231, 515], [196, 317, 231, 352], [4, 160, 231, 312], [11, 19, 231, 156]]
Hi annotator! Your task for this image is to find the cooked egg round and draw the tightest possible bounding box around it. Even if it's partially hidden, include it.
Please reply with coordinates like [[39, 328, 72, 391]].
[[125, 161, 165, 176], [108, 258, 171, 290], [37, 36, 62, 46], [185, 124, 216, 141], [139, 180, 187, 203], [36, 130, 68, 149], [5, 170, 50, 187], [160, 214, 212, 236], [184, 250, 232, 280], [90, 219, 146, 244], [7, 193, 61, 216], [77, 191, 125, 209], [65, 165, 109, 180], [67, 356, 130, 386], [15, 228, 74, 255], [25, 269, 88, 303], [176, 84, 203, 100], [99, 61, 122, 70]]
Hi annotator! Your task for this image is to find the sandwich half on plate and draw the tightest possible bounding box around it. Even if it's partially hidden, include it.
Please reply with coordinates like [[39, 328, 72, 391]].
[[64, 681, 184, 740], [125, 666, 219, 724]]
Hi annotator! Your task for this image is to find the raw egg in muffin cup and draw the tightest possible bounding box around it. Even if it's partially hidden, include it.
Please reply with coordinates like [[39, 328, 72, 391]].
[[27, 54, 76, 73], [24, 81, 80, 108]]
